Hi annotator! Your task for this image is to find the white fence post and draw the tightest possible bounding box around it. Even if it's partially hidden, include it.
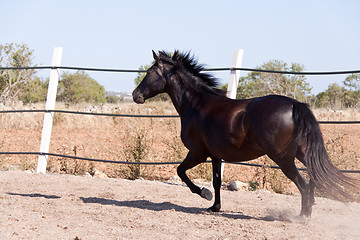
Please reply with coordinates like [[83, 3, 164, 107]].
[[227, 49, 244, 99], [37, 47, 63, 173], [220, 49, 244, 178]]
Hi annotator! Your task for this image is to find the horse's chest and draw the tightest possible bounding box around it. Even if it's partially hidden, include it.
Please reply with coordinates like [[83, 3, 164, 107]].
[[180, 118, 231, 150], [180, 124, 203, 150]]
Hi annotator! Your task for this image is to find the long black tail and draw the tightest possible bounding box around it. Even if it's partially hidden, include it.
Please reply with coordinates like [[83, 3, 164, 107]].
[[293, 101, 359, 201]]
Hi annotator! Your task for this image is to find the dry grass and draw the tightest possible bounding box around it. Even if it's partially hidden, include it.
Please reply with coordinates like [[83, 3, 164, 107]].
[[313, 108, 360, 121], [0, 101, 359, 197]]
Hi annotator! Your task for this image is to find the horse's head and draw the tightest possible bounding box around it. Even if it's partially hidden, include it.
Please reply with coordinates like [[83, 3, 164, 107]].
[[132, 50, 174, 104]]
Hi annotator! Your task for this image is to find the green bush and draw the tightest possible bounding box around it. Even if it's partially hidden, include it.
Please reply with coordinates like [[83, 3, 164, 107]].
[[57, 71, 106, 104]]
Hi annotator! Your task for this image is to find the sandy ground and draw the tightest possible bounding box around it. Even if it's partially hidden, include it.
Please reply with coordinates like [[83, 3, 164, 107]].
[[0, 170, 359, 240]]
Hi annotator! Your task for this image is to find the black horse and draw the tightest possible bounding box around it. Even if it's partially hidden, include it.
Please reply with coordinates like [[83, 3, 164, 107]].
[[132, 50, 358, 218]]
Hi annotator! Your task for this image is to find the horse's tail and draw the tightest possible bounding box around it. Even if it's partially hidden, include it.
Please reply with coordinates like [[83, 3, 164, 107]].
[[292, 101, 359, 201]]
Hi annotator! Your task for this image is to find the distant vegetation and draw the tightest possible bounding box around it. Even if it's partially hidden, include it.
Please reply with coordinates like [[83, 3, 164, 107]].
[[0, 42, 359, 109], [0, 43, 37, 104], [315, 74, 360, 109], [57, 71, 106, 104], [236, 60, 312, 102], [235, 60, 359, 109]]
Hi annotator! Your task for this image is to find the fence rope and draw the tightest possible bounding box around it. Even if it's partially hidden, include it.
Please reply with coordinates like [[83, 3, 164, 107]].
[[0, 151, 359, 173], [1, 65, 360, 75], [0, 109, 180, 118], [0, 152, 181, 165], [1, 109, 359, 123]]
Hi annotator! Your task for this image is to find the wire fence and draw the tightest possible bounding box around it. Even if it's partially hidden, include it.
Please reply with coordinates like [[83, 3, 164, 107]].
[[0, 109, 180, 118], [0, 108, 359, 173], [0, 151, 359, 174], [0, 109, 359, 123], [1, 65, 360, 75], [0, 65, 359, 173]]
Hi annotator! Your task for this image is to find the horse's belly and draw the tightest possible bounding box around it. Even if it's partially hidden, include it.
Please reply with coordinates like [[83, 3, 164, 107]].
[[224, 149, 265, 162], [210, 140, 265, 162]]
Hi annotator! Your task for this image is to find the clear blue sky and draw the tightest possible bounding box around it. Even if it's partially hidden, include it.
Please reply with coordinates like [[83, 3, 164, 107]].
[[2, 0, 360, 94]]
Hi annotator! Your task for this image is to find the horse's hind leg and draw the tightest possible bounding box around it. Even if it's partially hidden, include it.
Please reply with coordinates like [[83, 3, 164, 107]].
[[296, 151, 316, 213], [177, 151, 213, 201], [270, 154, 314, 218]]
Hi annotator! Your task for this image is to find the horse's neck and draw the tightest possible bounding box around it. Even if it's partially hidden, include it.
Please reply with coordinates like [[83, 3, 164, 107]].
[[166, 75, 202, 117]]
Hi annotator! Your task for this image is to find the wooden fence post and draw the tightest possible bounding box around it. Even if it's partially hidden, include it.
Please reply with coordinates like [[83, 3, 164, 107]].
[[36, 47, 63, 173]]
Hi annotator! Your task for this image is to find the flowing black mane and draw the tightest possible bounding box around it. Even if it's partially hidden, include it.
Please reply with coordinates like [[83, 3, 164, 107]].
[[159, 50, 225, 96]]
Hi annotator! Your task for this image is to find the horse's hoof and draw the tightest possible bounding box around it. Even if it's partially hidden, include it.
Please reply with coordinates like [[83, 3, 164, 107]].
[[201, 187, 213, 201], [207, 205, 221, 213], [292, 214, 310, 224]]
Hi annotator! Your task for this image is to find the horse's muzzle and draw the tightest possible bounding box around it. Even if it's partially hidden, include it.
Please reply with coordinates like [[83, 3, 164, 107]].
[[132, 89, 145, 104]]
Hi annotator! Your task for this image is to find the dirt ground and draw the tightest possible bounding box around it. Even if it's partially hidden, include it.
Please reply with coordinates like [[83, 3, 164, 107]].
[[1, 103, 360, 239], [1, 170, 359, 240]]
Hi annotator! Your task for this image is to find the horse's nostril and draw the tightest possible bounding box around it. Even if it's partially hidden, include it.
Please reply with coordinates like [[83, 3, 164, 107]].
[[132, 90, 145, 104], [136, 96, 145, 104]]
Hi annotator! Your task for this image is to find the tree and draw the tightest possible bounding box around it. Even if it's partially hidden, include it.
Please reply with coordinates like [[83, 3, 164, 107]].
[[237, 60, 312, 102], [343, 73, 360, 92], [106, 95, 120, 103], [343, 73, 360, 108], [0, 43, 36, 104], [315, 83, 345, 109], [57, 71, 106, 104], [315, 74, 360, 109], [18, 77, 48, 104]]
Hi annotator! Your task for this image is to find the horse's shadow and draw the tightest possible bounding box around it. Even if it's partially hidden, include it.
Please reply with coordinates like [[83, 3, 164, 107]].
[[80, 197, 275, 221], [7, 192, 61, 199], [5, 191, 293, 222]]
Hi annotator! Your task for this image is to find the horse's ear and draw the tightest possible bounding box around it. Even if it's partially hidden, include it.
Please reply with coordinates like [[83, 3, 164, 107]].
[[152, 50, 159, 62]]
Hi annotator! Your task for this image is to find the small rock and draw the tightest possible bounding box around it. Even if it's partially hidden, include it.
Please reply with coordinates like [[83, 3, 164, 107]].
[[168, 175, 181, 183], [93, 170, 108, 178], [227, 181, 247, 191], [6, 166, 21, 171], [84, 172, 92, 178]]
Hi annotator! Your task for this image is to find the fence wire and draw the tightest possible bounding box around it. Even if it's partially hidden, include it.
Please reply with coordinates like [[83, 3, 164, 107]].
[[0, 151, 359, 173], [0, 109, 359, 123], [1, 65, 360, 75], [0, 109, 180, 118]]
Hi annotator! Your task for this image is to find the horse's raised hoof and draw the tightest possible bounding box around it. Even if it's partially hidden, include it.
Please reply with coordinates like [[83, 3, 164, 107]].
[[201, 187, 213, 201]]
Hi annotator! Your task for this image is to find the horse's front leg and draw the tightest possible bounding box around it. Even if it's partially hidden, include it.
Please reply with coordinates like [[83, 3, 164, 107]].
[[177, 151, 213, 201], [208, 157, 222, 212]]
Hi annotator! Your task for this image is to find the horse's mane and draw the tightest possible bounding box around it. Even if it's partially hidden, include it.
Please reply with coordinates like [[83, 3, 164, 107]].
[[159, 50, 225, 96]]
